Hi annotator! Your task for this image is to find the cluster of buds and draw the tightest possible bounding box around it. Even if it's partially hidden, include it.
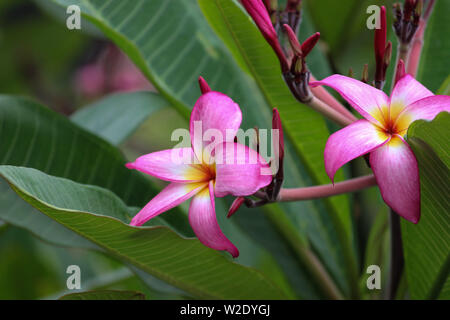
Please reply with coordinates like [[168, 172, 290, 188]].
[[241, 0, 320, 103], [283, 26, 320, 102], [393, 0, 423, 45], [228, 108, 285, 217], [374, 6, 392, 89]]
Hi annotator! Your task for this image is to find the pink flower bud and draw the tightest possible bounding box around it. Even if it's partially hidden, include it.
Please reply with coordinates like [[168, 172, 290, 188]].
[[227, 197, 246, 218], [198, 76, 211, 94]]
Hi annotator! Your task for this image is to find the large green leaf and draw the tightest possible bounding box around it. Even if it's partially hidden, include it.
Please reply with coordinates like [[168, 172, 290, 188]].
[[196, 0, 356, 296], [60, 290, 146, 300], [403, 112, 450, 299], [71, 91, 168, 146], [0, 165, 286, 299], [0, 95, 190, 235], [417, 0, 450, 92]]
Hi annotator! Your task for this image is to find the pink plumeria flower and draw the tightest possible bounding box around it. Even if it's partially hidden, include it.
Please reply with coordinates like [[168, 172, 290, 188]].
[[126, 91, 272, 257], [311, 74, 450, 223]]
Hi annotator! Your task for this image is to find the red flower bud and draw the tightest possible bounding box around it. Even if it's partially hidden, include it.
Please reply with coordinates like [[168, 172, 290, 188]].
[[300, 32, 320, 57], [272, 108, 284, 162], [374, 5, 387, 66], [227, 197, 245, 218], [283, 24, 302, 56], [198, 76, 211, 94], [241, 0, 289, 72]]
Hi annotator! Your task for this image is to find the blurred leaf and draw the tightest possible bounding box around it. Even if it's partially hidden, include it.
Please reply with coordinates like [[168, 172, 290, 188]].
[[60, 290, 146, 300], [436, 75, 450, 95], [403, 112, 450, 299], [0, 95, 191, 236], [0, 227, 61, 299], [0, 166, 287, 299], [197, 0, 356, 297], [359, 209, 390, 299], [417, 0, 450, 92], [71, 91, 168, 145]]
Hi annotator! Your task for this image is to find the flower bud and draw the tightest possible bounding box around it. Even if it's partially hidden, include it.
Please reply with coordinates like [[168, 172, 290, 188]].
[[301, 32, 320, 58], [227, 197, 245, 218], [198, 76, 211, 94], [242, 0, 289, 71]]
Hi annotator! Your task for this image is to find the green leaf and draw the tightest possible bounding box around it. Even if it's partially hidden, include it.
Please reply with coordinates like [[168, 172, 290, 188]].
[[59, 290, 146, 300], [436, 75, 450, 95], [72, 91, 168, 146], [403, 112, 450, 299], [0, 95, 190, 236], [417, 0, 450, 92], [197, 0, 356, 296], [0, 165, 286, 299]]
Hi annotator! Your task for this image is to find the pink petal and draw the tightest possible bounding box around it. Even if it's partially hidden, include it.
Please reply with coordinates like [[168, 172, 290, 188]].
[[214, 142, 272, 197], [126, 148, 208, 183], [189, 92, 242, 160], [395, 95, 450, 133], [130, 182, 207, 226], [390, 74, 433, 108], [189, 181, 239, 257], [370, 136, 420, 223], [310, 75, 389, 125], [324, 120, 389, 181]]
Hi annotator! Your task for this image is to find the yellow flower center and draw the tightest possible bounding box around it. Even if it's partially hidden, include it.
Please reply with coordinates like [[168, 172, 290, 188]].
[[371, 102, 412, 141]]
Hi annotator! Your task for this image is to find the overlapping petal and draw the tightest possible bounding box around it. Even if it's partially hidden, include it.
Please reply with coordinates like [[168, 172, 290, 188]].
[[214, 142, 272, 197], [370, 136, 420, 223], [390, 74, 433, 108], [126, 148, 208, 182], [189, 181, 239, 257], [130, 182, 207, 226], [324, 119, 389, 181], [310, 75, 389, 125], [190, 92, 242, 160], [394, 95, 450, 133]]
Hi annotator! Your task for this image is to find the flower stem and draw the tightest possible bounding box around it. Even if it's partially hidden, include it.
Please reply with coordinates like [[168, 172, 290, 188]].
[[278, 174, 377, 202], [406, 0, 436, 77], [387, 210, 404, 300], [307, 96, 355, 127]]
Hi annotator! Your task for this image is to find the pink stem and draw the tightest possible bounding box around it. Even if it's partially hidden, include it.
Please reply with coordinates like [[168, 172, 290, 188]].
[[406, 0, 435, 77], [278, 174, 377, 202], [310, 74, 358, 123]]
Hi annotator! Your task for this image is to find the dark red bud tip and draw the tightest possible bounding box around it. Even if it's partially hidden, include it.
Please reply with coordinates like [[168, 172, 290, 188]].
[[286, 0, 301, 12], [198, 76, 211, 94], [283, 24, 302, 56], [272, 108, 284, 160], [125, 163, 135, 170], [227, 197, 245, 218], [394, 59, 406, 85], [301, 32, 320, 57], [374, 5, 387, 63]]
